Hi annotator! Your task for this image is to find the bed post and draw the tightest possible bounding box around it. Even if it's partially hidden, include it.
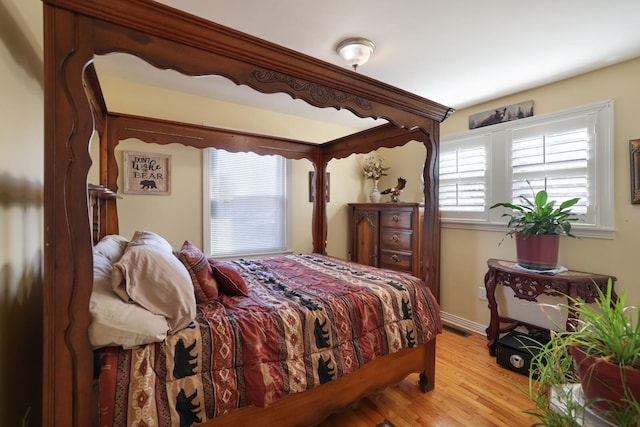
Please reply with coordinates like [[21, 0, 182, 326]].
[[420, 338, 437, 392], [420, 125, 441, 302], [311, 157, 329, 254], [43, 5, 96, 426]]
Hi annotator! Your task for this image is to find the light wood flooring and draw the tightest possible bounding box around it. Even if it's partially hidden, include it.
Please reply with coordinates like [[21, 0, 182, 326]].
[[318, 327, 539, 427]]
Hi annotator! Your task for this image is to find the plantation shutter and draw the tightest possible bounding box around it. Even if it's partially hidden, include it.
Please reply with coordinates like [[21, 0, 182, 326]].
[[439, 135, 488, 218], [509, 115, 591, 221], [208, 148, 287, 257]]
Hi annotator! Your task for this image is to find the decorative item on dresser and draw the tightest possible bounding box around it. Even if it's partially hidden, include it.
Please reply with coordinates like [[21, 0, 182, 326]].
[[370, 179, 382, 203], [381, 177, 407, 203], [362, 153, 389, 203], [348, 203, 423, 277]]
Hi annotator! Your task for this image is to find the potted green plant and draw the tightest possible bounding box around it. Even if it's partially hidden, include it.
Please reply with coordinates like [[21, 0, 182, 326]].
[[525, 280, 640, 426], [490, 183, 581, 270]]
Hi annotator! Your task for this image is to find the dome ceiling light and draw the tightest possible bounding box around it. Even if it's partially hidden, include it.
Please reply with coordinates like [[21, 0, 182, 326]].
[[335, 37, 375, 71]]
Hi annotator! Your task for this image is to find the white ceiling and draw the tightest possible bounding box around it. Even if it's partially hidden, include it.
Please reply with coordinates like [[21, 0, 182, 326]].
[[94, 0, 640, 130]]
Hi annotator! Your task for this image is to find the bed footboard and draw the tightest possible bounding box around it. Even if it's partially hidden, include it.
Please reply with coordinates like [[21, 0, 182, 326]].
[[202, 339, 436, 427]]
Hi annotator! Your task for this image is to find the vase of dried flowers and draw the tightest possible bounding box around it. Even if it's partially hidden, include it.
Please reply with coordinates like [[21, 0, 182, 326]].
[[370, 180, 381, 202], [362, 153, 389, 202]]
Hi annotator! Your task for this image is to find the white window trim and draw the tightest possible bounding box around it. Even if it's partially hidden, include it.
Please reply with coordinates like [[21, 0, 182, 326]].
[[440, 100, 615, 239]]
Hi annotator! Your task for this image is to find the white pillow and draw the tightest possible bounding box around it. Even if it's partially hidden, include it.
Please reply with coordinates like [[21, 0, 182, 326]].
[[93, 234, 129, 263], [89, 248, 169, 349], [127, 230, 173, 252], [111, 231, 196, 333]]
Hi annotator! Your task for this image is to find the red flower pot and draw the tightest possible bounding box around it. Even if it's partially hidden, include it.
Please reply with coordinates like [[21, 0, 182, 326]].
[[570, 346, 640, 416], [515, 233, 559, 270]]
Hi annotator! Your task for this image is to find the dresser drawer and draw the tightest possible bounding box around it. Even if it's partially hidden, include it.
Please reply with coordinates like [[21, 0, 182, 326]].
[[348, 203, 421, 277], [380, 210, 413, 229], [379, 250, 413, 273], [380, 229, 413, 251]]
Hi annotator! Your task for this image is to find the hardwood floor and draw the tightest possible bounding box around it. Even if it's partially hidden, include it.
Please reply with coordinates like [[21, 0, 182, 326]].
[[317, 328, 539, 427]]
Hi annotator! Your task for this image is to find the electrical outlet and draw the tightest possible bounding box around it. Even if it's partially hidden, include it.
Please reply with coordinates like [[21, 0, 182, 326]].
[[478, 287, 487, 300]]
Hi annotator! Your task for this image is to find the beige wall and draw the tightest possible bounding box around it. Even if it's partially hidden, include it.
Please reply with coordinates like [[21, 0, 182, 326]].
[[437, 58, 640, 332], [0, 0, 43, 424]]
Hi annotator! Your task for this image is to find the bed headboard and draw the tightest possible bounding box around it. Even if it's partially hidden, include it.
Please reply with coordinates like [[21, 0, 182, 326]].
[[43, 0, 452, 425], [87, 184, 121, 245]]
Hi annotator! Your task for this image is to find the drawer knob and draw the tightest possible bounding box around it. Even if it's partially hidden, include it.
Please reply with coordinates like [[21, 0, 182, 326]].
[[392, 214, 399, 223], [392, 234, 399, 242], [391, 254, 401, 263]]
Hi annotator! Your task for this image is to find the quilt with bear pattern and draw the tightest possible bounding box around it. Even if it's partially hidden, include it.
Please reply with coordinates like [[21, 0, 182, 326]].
[[98, 254, 440, 426]]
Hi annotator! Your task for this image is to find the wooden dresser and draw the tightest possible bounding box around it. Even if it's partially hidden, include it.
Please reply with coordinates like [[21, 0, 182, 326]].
[[348, 203, 423, 277]]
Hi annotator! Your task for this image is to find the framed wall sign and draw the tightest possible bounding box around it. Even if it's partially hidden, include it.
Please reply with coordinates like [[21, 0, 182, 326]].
[[631, 139, 640, 204], [469, 100, 534, 129], [123, 151, 171, 195]]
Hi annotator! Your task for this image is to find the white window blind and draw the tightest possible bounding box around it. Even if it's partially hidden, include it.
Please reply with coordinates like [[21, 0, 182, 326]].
[[439, 100, 614, 237], [205, 148, 288, 257]]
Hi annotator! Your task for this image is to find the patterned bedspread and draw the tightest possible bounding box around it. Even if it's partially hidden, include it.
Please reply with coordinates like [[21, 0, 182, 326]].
[[98, 254, 441, 426]]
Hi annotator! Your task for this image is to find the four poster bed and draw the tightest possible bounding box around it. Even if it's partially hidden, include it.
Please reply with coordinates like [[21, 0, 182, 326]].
[[43, 0, 454, 426]]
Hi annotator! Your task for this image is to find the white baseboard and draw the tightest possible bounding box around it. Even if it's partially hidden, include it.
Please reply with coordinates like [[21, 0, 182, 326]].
[[440, 311, 487, 336]]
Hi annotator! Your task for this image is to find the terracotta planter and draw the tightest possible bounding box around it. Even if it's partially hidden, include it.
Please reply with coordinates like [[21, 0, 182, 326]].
[[515, 233, 559, 269], [570, 346, 640, 415]]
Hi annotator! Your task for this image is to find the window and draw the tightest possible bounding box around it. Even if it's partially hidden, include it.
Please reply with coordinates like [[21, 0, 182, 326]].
[[439, 100, 614, 238], [439, 134, 489, 220], [203, 148, 290, 257]]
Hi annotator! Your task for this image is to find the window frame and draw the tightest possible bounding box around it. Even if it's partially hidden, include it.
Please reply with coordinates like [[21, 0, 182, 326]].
[[439, 100, 614, 239], [202, 148, 292, 258]]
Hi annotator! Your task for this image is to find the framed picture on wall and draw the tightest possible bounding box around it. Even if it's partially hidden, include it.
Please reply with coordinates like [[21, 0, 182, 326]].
[[468, 100, 534, 129], [631, 139, 640, 204], [123, 151, 171, 195]]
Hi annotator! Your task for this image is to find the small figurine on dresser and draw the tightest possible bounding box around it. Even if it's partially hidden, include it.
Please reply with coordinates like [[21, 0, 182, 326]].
[[381, 177, 406, 202]]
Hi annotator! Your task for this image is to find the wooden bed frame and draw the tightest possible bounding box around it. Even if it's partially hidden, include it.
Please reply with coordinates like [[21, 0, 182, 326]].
[[43, 1, 453, 425]]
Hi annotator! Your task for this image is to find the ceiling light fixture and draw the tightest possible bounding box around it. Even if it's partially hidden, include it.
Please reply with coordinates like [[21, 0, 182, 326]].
[[336, 37, 375, 71]]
